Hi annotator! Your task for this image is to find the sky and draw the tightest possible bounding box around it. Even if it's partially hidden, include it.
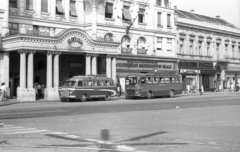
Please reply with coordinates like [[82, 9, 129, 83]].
[[170, 0, 240, 28]]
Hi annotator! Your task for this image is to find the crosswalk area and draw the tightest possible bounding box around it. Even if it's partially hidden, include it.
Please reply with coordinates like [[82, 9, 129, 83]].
[[0, 123, 69, 136]]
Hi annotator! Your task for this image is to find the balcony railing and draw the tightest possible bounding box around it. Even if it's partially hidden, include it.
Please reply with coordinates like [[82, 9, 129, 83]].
[[121, 47, 133, 54], [137, 48, 148, 54], [26, 30, 50, 36], [6, 29, 20, 36]]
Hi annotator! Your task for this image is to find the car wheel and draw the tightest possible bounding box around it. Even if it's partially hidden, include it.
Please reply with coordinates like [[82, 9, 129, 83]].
[[169, 90, 174, 98], [81, 94, 87, 102], [147, 92, 152, 99], [104, 93, 111, 101]]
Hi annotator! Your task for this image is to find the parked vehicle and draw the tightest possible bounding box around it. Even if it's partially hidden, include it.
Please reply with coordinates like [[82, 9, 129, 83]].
[[59, 75, 117, 102], [125, 73, 182, 99]]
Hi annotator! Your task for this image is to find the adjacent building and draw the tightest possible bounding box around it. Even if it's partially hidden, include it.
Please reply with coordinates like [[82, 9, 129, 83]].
[[0, 0, 178, 101], [175, 8, 240, 92]]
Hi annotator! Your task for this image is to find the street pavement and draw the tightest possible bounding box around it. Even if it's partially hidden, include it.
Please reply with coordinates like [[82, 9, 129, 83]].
[[0, 91, 240, 152]]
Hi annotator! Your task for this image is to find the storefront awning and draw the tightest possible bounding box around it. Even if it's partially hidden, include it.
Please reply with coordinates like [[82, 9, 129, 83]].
[[70, 2, 77, 16], [123, 7, 132, 20], [56, 0, 64, 13]]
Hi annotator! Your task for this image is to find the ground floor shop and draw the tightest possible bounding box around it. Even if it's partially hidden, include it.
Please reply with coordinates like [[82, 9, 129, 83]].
[[116, 56, 178, 92], [0, 28, 120, 101], [224, 63, 240, 90], [179, 61, 216, 92]]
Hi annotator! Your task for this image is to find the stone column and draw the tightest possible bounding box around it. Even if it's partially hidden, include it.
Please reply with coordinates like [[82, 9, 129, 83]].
[[53, 51, 61, 88], [19, 50, 27, 88], [106, 55, 112, 78], [46, 51, 53, 88], [91, 6, 97, 39], [17, 50, 28, 102], [111, 56, 117, 83], [91, 54, 98, 75], [85, 54, 91, 75], [27, 50, 36, 101], [3, 52, 10, 98], [27, 50, 35, 89]]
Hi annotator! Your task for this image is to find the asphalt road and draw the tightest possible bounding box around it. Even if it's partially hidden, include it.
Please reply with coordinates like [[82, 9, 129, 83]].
[[1, 93, 240, 152]]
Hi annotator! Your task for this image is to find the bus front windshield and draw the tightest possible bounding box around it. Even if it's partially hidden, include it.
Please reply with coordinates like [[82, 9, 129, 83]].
[[62, 81, 77, 87], [126, 77, 139, 86]]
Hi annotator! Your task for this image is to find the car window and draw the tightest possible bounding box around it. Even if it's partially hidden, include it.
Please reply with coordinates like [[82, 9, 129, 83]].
[[159, 77, 164, 83]]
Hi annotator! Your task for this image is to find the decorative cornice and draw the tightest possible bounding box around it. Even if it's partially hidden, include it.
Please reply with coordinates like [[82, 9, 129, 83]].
[[28, 50, 36, 54], [18, 49, 28, 54], [45, 51, 54, 55], [54, 51, 61, 55]]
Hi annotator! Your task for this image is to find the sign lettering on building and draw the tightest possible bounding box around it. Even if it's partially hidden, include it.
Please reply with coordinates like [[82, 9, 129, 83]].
[[180, 69, 200, 74], [179, 62, 198, 68], [67, 37, 83, 51], [198, 62, 213, 68], [116, 60, 174, 70], [227, 64, 240, 71]]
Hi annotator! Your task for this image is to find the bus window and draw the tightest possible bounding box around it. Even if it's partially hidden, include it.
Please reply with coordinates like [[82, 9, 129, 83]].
[[165, 78, 170, 83], [146, 77, 152, 84], [84, 81, 92, 86], [63, 81, 77, 87], [98, 81, 105, 86], [178, 77, 182, 83], [141, 78, 146, 84], [78, 81, 83, 87], [93, 81, 98, 86], [172, 77, 176, 83], [159, 77, 164, 83], [169, 77, 173, 83], [106, 81, 110, 86], [153, 77, 159, 83], [126, 77, 139, 86]]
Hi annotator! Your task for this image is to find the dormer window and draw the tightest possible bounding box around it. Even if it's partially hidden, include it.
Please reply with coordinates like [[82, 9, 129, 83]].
[[105, 2, 113, 18]]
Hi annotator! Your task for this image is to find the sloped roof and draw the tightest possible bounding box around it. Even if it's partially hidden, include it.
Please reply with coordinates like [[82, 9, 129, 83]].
[[176, 9, 239, 29]]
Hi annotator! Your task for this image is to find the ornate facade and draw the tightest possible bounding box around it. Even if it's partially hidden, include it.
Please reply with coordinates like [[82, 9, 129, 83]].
[[175, 8, 240, 92], [0, 0, 178, 101]]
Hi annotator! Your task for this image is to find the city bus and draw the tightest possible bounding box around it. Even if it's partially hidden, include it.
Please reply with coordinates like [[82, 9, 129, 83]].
[[59, 75, 117, 102], [125, 73, 182, 99]]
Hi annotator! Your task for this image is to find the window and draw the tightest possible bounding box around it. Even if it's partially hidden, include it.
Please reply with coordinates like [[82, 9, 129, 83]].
[[9, 22, 19, 30], [157, 12, 161, 26], [159, 77, 164, 83], [78, 81, 83, 87], [41, 0, 48, 12], [104, 33, 113, 42], [137, 37, 146, 49], [238, 46, 240, 58], [146, 77, 152, 83], [32, 25, 39, 34], [70, 0, 77, 17], [207, 42, 210, 56], [198, 41, 202, 55], [122, 6, 132, 21], [105, 2, 113, 18], [141, 78, 146, 84], [84, 81, 92, 86], [164, 0, 169, 7], [167, 14, 171, 27], [9, 0, 17, 8], [138, 9, 145, 23], [121, 36, 130, 48], [167, 38, 172, 51], [26, 0, 33, 10], [153, 77, 159, 83], [157, 37, 162, 51], [179, 39, 184, 54], [190, 40, 193, 55], [232, 45, 235, 58], [156, 0, 161, 6], [165, 77, 170, 83], [56, 0, 64, 15]]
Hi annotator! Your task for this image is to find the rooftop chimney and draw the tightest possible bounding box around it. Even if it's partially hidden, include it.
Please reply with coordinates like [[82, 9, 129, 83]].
[[174, 6, 177, 9], [216, 15, 220, 19], [190, 9, 194, 13]]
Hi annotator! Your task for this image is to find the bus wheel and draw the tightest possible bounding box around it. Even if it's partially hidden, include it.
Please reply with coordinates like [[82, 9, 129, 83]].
[[169, 90, 174, 98], [104, 93, 111, 101], [81, 94, 87, 102], [147, 92, 152, 99]]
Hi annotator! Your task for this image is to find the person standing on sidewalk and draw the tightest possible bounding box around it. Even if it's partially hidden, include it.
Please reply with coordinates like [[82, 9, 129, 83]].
[[200, 85, 204, 95], [236, 83, 240, 94], [186, 84, 190, 95]]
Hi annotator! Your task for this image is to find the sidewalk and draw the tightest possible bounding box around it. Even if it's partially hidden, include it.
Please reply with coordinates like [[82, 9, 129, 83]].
[[0, 91, 238, 107]]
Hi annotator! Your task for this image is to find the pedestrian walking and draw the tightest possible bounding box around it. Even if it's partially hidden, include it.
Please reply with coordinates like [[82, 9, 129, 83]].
[[0, 83, 7, 101], [200, 85, 204, 95], [230, 83, 234, 92], [186, 84, 190, 95], [37, 83, 42, 98], [117, 84, 122, 97]]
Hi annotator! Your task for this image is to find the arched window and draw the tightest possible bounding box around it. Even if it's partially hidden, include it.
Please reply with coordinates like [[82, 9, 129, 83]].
[[137, 37, 146, 49], [104, 33, 113, 42], [121, 36, 130, 48]]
